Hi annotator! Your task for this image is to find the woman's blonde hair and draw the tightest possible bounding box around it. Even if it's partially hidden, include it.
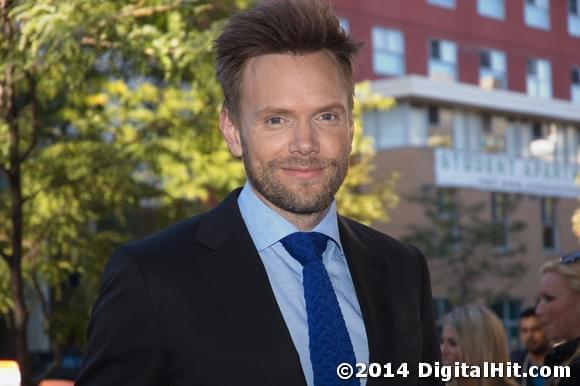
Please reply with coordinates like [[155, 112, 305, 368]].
[[443, 304, 517, 386], [540, 258, 580, 293]]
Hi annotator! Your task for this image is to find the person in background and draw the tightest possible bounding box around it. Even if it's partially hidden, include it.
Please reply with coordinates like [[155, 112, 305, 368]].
[[511, 307, 550, 385], [536, 252, 580, 386], [440, 304, 517, 386]]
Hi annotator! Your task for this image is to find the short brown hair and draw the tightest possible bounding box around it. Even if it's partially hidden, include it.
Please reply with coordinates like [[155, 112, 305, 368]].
[[214, 0, 361, 124]]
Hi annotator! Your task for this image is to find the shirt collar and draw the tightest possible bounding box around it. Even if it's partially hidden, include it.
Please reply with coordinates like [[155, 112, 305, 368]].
[[237, 181, 343, 253]]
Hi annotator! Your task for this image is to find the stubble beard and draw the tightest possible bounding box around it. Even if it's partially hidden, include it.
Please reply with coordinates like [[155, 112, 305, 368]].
[[242, 148, 349, 215]]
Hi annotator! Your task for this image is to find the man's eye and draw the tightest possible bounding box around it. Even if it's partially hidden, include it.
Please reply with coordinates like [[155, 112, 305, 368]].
[[320, 113, 337, 121], [542, 294, 554, 302], [267, 117, 283, 125]]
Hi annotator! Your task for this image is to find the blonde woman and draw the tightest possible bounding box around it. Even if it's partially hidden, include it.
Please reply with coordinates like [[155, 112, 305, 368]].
[[536, 252, 580, 386], [440, 304, 517, 386]]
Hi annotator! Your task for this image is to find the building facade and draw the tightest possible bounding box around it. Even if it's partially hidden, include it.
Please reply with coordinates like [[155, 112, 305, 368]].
[[331, 0, 580, 344]]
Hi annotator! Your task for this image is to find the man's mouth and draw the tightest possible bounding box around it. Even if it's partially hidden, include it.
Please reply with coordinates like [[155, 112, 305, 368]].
[[281, 167, 324, 179]]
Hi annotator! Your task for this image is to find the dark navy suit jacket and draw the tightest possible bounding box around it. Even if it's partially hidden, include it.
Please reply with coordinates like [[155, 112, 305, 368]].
[[76, 188, 442, 385]]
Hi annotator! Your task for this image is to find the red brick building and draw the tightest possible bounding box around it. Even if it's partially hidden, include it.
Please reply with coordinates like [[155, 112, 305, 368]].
[[330, 0, 580, 343]]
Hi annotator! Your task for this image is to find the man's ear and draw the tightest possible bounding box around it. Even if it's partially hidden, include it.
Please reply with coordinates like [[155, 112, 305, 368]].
[[347, 118, 355, 154], [219, 109, 243, 157]]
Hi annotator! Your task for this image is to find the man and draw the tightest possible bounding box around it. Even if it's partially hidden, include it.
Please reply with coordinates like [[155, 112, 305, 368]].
[[511, 307, 550, 386], [76, 1, 440, 385]]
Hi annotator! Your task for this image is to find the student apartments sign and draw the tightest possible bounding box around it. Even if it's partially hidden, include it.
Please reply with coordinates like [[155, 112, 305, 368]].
[[434, 148, 580, 199]]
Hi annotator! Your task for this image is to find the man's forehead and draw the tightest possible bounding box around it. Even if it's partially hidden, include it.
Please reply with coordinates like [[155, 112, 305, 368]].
[[242, 51, 344, 82], [238, 51, 351, 112], [520, 316, 541, 325]]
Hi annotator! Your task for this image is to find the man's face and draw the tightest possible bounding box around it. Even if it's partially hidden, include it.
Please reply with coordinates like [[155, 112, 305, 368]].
[[519, 316, 548, 354], [221, 51, 353, 215]]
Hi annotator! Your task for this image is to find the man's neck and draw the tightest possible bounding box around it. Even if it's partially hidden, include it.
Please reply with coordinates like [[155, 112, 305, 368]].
[[250, 186, 330, 231], [528, 350, 548, 365]]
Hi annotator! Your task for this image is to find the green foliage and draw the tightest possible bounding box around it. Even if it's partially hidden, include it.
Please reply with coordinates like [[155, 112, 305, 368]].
[[0, 1, 399, 367], [402, 190, 526, 304], [338, 82, 399, 225], [0, 0, 251, 356]]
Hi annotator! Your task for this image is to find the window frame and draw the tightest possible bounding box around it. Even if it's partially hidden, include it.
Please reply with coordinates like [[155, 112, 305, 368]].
[[428, 0, 456, 9], [479, 48, 507, 89], [338, 17, 350, 35], [491, 192, 510, 251], [524, 0, 551, 30], [371, 26, 405, 76], [428, 38, 458, 82], [526, 58, 552, 99], [477, 0, 506, 20], [541, 197, 558, 251], [572, 66, 580, 103]]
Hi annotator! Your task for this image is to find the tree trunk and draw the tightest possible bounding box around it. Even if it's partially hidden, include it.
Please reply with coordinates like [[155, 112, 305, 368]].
[[8, 118, 32, 386], [4, 17, 33, 380]]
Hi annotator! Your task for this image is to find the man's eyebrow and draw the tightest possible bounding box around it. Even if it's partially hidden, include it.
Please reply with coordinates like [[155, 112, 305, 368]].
[[315, 104, 347, 114], [256, 104, 348, 116], [255, 106, 293, 116]]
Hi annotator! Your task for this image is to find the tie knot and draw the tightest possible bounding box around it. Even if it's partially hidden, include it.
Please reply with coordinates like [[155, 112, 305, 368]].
[[280, 232, 329, 266]]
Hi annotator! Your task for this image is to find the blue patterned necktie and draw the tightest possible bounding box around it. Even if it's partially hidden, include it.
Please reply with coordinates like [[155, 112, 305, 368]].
[[280, 232, 359, 386]]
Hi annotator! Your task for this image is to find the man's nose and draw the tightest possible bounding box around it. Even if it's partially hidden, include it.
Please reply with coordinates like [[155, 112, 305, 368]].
[[289, 119, 319, 155]]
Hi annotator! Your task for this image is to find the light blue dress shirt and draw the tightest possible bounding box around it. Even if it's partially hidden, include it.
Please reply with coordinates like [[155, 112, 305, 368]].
[[238, 182, 369, 386]]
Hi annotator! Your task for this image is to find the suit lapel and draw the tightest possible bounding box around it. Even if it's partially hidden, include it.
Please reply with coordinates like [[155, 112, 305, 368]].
[[338, 217, 396, 376], [194, 189, 306, 386]]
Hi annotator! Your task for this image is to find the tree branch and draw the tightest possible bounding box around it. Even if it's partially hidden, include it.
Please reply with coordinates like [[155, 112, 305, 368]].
[[22, 152, 132, 203], [18, 72, 40, 162], [21, 218, 56, 263], [119, 1, 184, 19], [80, 36, 115, 49], [31, 274, 50, 320], [0, 248, 11, 265], [30, 274, 64, 383]]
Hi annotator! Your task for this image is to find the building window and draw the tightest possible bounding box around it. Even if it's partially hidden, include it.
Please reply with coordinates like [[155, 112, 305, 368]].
[[529, 121, 558, 160], [437, 188, 460, 245], [429, 39, 457, 82], [527, 58, 552, 98], [491, 299, 522, 350], [491, 192, 509, 250], [427, 105, 454, 148], [372, 27, 405, 76], [479, 49, 507, 89], [572, 67, 580, 103], [428, 105, 439, 125], [541, 197, 558, 251], [338, 17, 350, 34], [525, 0, 550, 30], [478, 0, 505, 20], [569, 0, 580, 37], [481, 114, 507, 153], [428, 0, 455, 9]]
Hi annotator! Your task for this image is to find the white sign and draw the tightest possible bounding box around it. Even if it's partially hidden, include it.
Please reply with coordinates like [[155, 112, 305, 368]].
[[434, 148, 580, 198]]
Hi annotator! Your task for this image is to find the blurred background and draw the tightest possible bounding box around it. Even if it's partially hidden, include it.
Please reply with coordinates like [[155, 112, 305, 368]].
[[1, 0, 579, 384]]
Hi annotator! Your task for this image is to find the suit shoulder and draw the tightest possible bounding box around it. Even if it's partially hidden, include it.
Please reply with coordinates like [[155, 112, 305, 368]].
[[340, 216, 424, 262]]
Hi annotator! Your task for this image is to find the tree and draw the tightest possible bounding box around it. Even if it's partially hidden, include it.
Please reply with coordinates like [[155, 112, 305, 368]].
[[338, 81, 399, 225], [0, 2, 399, 384], [402, 189, 526, 305], [0, 1, 249, 384]]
